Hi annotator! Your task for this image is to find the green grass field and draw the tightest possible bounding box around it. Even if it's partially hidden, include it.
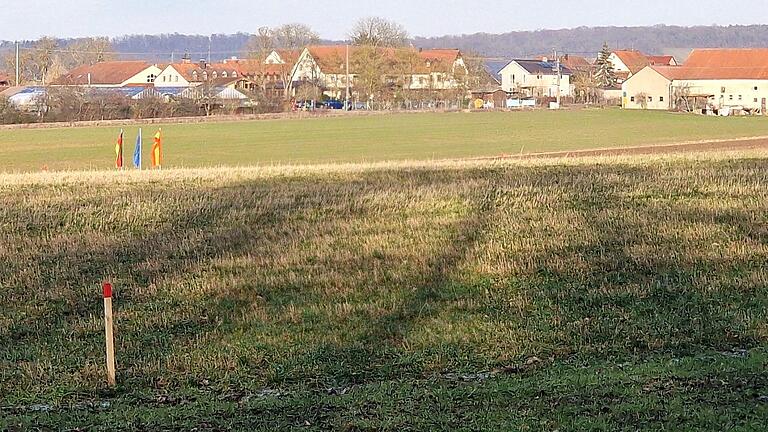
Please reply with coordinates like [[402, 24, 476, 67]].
[[1, 152, 767, 430], [1, 110, 768, 172]]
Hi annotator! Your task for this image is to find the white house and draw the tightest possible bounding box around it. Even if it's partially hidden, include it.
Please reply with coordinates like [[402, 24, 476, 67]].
[[607, 50, 677, 83], [290, 45, 469, 99], [499, 59, 572, 98]]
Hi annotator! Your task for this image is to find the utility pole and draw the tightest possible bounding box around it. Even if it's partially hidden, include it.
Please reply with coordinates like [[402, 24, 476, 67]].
[[345, 44, 350, 110], [553, 48, 561, 108], [15, 41, 20, 86]]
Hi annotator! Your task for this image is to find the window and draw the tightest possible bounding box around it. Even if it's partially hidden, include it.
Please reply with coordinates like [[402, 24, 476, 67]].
[[729, 95, 733, 101], [192, 71, 198, 80], [755, 86, 759, 91], [174, 75, 179, 82], [222, 71, 228, 78], [755, 98, 759, 103], [202, 71, 208, 81], [648, 96, 653, 102], [630, 96, 635, 102], [146, 74, 156, 83], [162, 76, 166, 82], [739, 95, 743, 101], [512, 74, 515, 83], [212, 71, 218, 79], [659, 96, 664, 102], [232, 71, 238, 78]]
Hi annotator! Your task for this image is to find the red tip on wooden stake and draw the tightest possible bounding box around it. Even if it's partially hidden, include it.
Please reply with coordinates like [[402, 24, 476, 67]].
[[103, 282, 113, 299]]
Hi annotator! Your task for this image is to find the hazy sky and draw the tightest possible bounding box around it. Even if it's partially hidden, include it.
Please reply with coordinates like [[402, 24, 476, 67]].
[[2, 0, 766, 40]]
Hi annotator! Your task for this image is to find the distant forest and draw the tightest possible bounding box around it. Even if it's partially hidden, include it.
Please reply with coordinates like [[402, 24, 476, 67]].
[[2, 24, 768, 65], [413, 24, 768, 60]]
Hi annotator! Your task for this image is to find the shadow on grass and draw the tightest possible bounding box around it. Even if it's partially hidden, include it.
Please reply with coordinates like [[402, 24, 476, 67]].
[[1, 158, 767, 405]]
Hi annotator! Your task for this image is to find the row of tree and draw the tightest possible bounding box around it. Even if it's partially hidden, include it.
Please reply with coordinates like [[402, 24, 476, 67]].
[[3, 37, 115, 86]]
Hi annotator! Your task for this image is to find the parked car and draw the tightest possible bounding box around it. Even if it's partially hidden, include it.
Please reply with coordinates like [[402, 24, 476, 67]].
[[322, 99, 345, 110]]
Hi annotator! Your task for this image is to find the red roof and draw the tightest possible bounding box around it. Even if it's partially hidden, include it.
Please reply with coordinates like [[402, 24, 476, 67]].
[[679, 48, 768, 79], [648, 65, 692, 80], [647, 55, 676, 66], [612, 50, 651, 74], [274, 49, 301, 65], [306, 45, 462, 74], [55, 61, 155, 85], [561, 54, 592, 70], [645, 49, 768, 81]]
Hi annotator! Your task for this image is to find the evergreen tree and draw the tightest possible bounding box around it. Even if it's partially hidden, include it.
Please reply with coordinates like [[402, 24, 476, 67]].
[[594, 42, 617, 88]]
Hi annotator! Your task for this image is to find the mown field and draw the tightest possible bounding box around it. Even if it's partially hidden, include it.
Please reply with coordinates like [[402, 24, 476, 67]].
[[1, 109, 768, 172], [1, 152, 767, 430]]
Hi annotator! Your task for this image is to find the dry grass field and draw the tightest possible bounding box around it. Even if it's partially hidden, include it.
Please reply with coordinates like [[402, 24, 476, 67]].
[[1, 152, 767, 430]]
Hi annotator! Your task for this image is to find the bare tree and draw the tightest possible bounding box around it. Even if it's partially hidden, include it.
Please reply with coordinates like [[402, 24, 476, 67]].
[[245, 27, 275, 61], [273, 23, 320, 50], [635, 92, 649, 109], [66, 37, 115, 68], [352, 45, 391, 105], [572, 70, 599, 103], [349, 17, 409, 48], [30, 37, 60, 85], [244, 24, 318, 103], [3, 37, 62, 85]]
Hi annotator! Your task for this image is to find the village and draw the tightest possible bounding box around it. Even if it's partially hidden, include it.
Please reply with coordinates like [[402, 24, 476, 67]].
[[2, 40, 768, 122]]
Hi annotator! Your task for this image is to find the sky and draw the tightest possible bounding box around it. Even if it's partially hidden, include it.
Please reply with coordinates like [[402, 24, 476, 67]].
[[2, 0, 767, 41]]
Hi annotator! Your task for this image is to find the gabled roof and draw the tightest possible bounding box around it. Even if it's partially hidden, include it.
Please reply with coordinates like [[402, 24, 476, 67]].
[[680, 48, 768, 79], [506, 59, 573, 76], [55, 61, 156, 85], [560, 55, 592, 71], [274, 49, 301, 65], [419, 49, 461, 63], [612, 50, 651, 74], [647, 65, 691, 80], [639, 48, 768, 81], [647, 55, 676, 66], [164, 62, 251, 82], [304, 45, 463, 75]]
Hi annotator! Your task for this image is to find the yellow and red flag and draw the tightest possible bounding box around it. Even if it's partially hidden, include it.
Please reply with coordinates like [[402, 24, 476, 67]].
[[115, 129, 124, 169], [151, 128, 162, 169]]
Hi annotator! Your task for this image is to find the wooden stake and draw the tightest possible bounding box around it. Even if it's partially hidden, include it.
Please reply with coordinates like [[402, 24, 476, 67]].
[[103, 282, 116, 387]]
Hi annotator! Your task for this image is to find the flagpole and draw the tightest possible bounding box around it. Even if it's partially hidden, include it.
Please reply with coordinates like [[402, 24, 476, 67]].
[[118, 129, 124, 171], [138, 128, 142, 171]]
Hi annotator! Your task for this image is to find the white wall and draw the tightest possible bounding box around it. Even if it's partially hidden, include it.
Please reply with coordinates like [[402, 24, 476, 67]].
[[621, 67, 672, 110], [500, 61, 572, 97], [675, 79, 768, 110], [154, 65, 192, 88], [607, 53, 630, 73], [123, 65, 163, 87]]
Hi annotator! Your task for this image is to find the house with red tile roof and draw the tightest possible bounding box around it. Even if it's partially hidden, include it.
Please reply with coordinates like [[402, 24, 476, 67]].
[[54, 61, 163, 87], [608, 50, 678, 83], [621, 49, 768, 112], [265, 49, 301, 66], [290, 45, 468, 99]]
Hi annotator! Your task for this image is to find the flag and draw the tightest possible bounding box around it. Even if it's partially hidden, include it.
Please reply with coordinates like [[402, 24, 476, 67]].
[[133, 128, 142, 169], [115, 129, 124, 169], [151, 128, 162, 169]]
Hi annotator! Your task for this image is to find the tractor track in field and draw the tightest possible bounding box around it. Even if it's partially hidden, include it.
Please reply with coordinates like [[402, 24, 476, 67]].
[[471, 136, 768, 161]]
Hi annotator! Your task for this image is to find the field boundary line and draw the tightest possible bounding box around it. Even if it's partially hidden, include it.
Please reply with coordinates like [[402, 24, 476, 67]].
[[462, 135, 768, 161]]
